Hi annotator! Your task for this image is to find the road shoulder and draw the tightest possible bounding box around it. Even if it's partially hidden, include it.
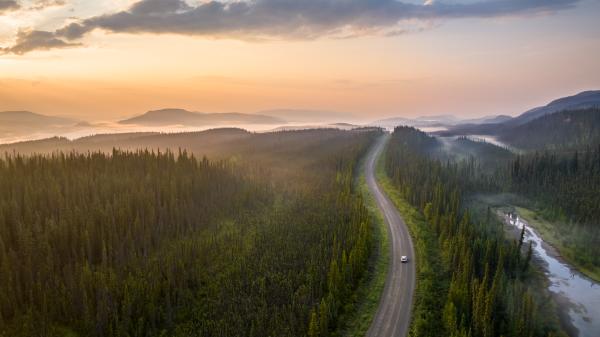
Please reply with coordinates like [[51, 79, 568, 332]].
[[375, 150, 449, 336], [340, 145, 391, 336]]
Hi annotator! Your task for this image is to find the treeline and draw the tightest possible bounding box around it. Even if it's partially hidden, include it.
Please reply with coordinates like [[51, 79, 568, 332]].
[[385, 127, 561, 337], [509, 146, 600, 224], [0, 129, 380, 337], [507, 147, 600, 270], [394, 134, 506, 196], [434, 109, 600, 222]]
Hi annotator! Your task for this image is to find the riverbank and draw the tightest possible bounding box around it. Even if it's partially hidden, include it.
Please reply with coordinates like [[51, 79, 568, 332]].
[[500, 210, 600, 337], [468, 193, 600, 283], [466, 194, 570, 335], [515, 207, 600, 283], [499, 211, 577, 337]]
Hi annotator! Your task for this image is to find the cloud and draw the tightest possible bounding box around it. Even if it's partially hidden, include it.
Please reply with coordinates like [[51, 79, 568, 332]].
[[129, 0, 191, 15], [0, 30, 80, 55], [2, 0, 581, 54], [29, 0, 67, 11], [0, 0, 66, 13], [0, 0, 20, 13]]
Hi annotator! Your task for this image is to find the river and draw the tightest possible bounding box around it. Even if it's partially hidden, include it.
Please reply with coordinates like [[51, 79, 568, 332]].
[[502, 212, 600, 337]]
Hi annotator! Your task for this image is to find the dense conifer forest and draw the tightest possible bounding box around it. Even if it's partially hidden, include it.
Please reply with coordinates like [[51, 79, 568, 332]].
[[508, 147, 600, 224], [1, 122, 596, 337], [505, 146, 600, 272], [385, 127, 564, 337], [0, 129, 380, 337], [390, 123, 600, 275]]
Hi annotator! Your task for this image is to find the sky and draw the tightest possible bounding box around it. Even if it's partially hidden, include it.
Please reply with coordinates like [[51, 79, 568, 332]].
[[0, 0, 599, 121]]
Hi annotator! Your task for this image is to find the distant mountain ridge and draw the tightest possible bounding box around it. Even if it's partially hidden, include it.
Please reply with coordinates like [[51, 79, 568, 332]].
[[271, 122, 360, 132], [464, 115, 513, 124], [372, 114, 511, 129], [119, 108, 284, 126], [0, 111, 78, 142], [258, 109, 356, 123], [0, 110, 75, 126], [497, 108, 600, 150], [511, 90, 600, 125], [440, 90, 600, 137], [0, 108, 356, 143]]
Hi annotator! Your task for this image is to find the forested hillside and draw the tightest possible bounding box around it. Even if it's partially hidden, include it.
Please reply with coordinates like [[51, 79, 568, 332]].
[[509, 147, 600, 223], [0, 129, 381, 337], [385, 127, 562, 337], [392, 123, 600, 286], [497, 108, 600, 150], [437, 107, 600, 153], [505, 147, 600, 273], [427, 101, 600, 277]]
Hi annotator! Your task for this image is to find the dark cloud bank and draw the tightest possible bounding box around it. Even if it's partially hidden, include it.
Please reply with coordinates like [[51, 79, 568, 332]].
[[2, 0, 581, 55], [0, 0, 19, 14]]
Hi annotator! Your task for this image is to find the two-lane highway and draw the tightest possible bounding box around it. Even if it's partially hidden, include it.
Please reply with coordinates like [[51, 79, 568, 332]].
[[366, 134, 416, 337]]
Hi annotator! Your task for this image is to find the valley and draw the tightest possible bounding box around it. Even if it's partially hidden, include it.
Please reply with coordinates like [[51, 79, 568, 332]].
[[2, 1, 599, 335], [1, 90, 599, 336]]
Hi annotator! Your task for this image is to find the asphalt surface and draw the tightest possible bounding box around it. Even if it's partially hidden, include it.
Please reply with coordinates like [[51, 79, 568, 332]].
[[365, 134, 416, 337]]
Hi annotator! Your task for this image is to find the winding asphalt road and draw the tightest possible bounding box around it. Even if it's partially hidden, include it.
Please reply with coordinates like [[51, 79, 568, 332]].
[[365, 134, 416, 337]]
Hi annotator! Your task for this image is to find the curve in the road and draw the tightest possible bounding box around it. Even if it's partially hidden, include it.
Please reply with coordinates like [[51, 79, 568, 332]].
[[365, 134, 416, 337]]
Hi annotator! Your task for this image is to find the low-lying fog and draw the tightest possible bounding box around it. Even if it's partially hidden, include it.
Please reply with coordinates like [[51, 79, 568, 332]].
[[1, 123, 255, 143], [0, 121, 365, 145], [3, 110, 521, 146], [0, 108, 371, 145]]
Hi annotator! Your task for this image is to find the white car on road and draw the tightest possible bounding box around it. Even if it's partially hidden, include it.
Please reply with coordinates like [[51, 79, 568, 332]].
[[401, 256, 408, 263]]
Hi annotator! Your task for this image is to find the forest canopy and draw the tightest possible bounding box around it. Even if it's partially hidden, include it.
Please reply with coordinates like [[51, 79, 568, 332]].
[[384, 126, 564, 337], [0, 129, 381, 337]]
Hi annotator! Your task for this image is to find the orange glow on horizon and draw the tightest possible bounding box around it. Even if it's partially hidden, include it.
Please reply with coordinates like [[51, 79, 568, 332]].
[[1, 3, 600, 121]]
